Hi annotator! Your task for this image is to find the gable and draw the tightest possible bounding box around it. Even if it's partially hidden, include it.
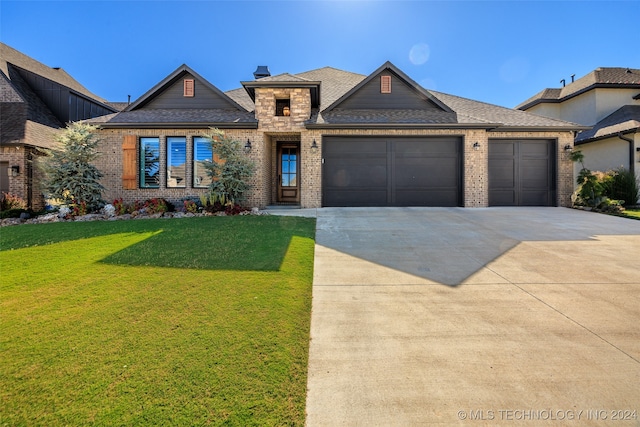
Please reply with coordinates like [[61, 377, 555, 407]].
[[333, 70, 445, 111], [142, 72, 238, 110]]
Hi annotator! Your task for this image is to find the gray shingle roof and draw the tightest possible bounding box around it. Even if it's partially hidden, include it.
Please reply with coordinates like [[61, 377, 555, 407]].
[[576, 105, 640, 143], [295, 67, 366, 110], [87, 108, 257, 127], [1, 42, 109, 103], [517, 67, 640, 110], [431, 90, 583, 128]]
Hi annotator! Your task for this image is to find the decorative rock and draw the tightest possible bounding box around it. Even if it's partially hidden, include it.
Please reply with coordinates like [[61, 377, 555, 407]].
[[103, 204, 116, 217]]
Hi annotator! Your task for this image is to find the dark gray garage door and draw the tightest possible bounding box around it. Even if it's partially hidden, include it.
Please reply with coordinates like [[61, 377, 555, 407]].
[[323, 136, 462, 207], [489, 139, 556, 206]]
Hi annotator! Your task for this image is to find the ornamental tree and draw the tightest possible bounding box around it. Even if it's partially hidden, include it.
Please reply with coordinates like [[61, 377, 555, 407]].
[[43, 122, 105, 211], [201, 128, 255, 205]]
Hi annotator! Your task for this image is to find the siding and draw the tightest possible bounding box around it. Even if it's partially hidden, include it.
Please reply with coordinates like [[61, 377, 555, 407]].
[[144, 73, 237, 109], [337, 71, 443, 110]]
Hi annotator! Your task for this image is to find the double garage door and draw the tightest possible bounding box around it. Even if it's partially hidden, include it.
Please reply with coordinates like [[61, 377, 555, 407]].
[[322, 137, 556, 207], [323, 136, 462, 207]]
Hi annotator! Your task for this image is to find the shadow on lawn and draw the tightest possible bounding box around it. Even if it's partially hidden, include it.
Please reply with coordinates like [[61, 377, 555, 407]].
[[2, 216, 316, 271]]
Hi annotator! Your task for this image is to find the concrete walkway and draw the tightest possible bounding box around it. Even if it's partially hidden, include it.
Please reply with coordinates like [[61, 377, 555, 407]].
[[305, 207, 640, 426]]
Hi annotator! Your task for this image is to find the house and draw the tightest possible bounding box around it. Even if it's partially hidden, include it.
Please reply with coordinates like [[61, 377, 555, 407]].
[[517, 67, 640, 202], [0, 43, 118, 210], [89, 61, 584, 209]]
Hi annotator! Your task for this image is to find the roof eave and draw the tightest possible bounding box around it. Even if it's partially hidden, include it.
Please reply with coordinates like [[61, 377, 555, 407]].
[[240, 80, 321, 107], [97, 122, 259, 129], [519, 83, 640, 110], [576, 127, 640, 145], [489, 125, 590, 132], [305, 122, 502, 130]]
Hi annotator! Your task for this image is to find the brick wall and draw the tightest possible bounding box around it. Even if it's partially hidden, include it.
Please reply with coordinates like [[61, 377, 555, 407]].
[[95, 128, 265, 208]]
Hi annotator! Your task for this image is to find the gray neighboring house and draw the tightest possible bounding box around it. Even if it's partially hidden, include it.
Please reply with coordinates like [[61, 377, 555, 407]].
[[89, 61, 585, 209], [0, 43, 118, 210], [517, 67, 640, 202]]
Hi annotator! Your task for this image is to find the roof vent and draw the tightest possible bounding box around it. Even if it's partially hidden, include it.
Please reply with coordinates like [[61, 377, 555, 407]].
[[253, 66, 271, 79]]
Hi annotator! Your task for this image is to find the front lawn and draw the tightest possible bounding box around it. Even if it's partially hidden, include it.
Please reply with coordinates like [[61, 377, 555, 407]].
[[622, 208, 640, 220], [0, 216, 315, 426]]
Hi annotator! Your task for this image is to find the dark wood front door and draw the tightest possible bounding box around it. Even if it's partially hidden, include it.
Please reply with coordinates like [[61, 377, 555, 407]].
[[277, 143, 300, 203]]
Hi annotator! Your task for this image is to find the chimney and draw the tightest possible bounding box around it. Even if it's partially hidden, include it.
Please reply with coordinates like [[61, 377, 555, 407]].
[[253, 65, 270, 79]]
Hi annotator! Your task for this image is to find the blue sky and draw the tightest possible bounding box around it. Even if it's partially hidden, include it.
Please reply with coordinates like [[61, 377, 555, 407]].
[[2, 1, 639, 108]]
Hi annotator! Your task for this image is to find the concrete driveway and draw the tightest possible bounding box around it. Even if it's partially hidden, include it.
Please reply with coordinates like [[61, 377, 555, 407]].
[[305, 207, 640, 426]]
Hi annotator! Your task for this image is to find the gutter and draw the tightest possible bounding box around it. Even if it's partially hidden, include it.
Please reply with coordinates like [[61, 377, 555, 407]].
[[618, 132, 636, 175], [96, 122, 259, 130], [305, 123, 503, 130]]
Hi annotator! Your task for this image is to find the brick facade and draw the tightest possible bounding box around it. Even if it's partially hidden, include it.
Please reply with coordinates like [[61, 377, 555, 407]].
[[94, 125, 575, 210], [91, 68, 577, 210]]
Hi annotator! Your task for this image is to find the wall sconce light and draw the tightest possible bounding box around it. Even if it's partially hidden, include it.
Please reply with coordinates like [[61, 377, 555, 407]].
[[473, 142, 480, 151], [311, 139, 318, 151], [10, 165, 20, 177], [244, 139, 252, 152], [564, 144, 573, 152]]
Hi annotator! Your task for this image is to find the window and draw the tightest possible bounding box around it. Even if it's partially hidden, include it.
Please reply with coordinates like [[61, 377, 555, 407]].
[[275, 99, 291, 116], [184, 79, 194, 97], [193, 137, 213, 188], [140, 137, 160, 188], [167, 137, 186, 188]]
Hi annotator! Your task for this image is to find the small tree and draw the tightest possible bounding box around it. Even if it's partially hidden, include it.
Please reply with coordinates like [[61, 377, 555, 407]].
[[43, 122, 104, 211], [201, 128, 255, 206]]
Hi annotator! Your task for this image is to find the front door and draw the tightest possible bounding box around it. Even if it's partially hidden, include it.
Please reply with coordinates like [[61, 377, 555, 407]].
[[277, 143, 300, 203]]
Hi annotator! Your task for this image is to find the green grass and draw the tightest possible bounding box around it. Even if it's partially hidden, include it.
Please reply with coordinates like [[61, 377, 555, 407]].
[[622, 208, 640, 220], [0, 216, 316, 426]]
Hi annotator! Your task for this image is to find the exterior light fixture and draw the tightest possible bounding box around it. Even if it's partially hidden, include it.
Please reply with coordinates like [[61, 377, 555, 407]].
[[473, 142, 480, 151], [244, 139, 252, 152], [10, 165, 20, 177], [564, 144, 573, 152], [311, 139, 318, 151]]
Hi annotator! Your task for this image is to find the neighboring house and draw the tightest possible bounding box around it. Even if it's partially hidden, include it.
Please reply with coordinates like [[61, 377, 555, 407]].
[[517, 67, 640, 202], [89, 61, 584, 209], [0, 43, 118, 210]]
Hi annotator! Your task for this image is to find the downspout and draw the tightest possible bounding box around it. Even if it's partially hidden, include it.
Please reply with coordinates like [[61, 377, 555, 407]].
[[617, 132, 635, 175]]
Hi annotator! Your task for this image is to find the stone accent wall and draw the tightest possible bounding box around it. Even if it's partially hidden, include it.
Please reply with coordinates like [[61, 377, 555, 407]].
[[255, 88, 311, 131]]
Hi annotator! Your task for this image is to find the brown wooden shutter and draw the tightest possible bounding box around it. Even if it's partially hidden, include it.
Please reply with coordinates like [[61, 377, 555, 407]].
[[184, 79, 194, 97], [122, 135, 137, 189], [380, 75, 391, 93]]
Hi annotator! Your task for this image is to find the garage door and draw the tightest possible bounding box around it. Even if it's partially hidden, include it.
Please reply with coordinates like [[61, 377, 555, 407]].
[[323, 136, 462, 207], [488, 139, 555, 206]]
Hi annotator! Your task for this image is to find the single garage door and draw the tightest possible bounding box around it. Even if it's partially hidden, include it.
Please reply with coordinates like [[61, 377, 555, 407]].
[[323, 136, 462, 207], [489, 139, 556, 206]]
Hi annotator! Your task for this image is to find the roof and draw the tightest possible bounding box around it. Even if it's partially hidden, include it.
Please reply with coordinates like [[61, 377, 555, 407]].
[[517, 67, 640, 110], [308, 62, 584, 130], [94, 64, 257, 128], [88, 108, 257, 129], [0, 42, 109, 104], [90, 61, 585, 131], [575, 105, 640, 144]]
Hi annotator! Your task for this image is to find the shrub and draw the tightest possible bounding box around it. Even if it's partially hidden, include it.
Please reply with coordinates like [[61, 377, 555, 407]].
[[143, 198, 170, 214], [113, 198, 129, 215], [1, 193, 27, 211], [183, 199, 199, 213], [71, 200, 88, 217], [42, 122, 104, 211], [200, 128, 256, 205], [607, 167, 639, 207]]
